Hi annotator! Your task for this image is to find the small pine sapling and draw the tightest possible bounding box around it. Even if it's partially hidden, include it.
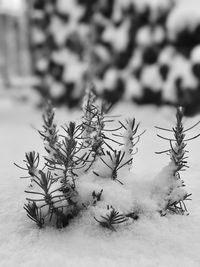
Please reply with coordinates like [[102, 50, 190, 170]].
[[81, 86, 97, 144], [24, 201, 44, 228], [24, 170, 72, 228], [14, 151, 40, 187], [16, 88, 144, 231], [114, 118, 146, 169], [94, 150, 132, 185], [81, 88, 105, 170], [38, 101, 59, 161], [45, 121, 86, 188], [155, 106, 200, 215], [81, 88, 124, 171], [88, 96, 144, 229], [93, 116, 144, 179], [94, 207, 127, 231], [15, 104, 87, 228]]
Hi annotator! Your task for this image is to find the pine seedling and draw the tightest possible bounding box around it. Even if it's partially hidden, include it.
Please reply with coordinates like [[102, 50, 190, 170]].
[[24, 201, 44, 228], [114, 118, 145, 168], [94, 207, 127, 231], [25, 171, 66, 208], [24, 170, 75, 227], [16, 89, 144, 230], [156, 106, 200, 214], [14, 151, 40, 187], [80, 87, 103, 170], [95, 150, 133, 184], [39, 101, 59, 161], [82, 90, 123, 171], [45, 121, 87, 189], [16, 134, 82, 228], [16, 112, 84, 227], [81, 85, 97, 144]]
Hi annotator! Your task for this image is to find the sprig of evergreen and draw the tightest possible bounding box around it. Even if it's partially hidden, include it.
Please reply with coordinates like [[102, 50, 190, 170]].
[[45, 121, 86, 187], [39, 101, 59, 160], [94, 150, 133, 184], [24, 201, 44, 228], [81, 90, 124, 171], [14, 151, 40, 187], [94, 207, 127, 231], [156, 106, 200, 214], [113, 118, 146, 168], [81, 85, 97, 144], [16, 88, 143, 230]]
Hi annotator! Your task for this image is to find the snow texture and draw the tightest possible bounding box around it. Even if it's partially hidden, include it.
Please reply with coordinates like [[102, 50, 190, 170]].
[[1, 100, 200, 266]]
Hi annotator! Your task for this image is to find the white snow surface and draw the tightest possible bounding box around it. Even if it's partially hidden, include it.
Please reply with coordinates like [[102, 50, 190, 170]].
[[1, 101, 200, 267]]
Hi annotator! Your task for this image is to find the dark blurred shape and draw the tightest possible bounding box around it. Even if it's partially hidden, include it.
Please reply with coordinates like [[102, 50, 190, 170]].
[[27, 0, 200, 115]]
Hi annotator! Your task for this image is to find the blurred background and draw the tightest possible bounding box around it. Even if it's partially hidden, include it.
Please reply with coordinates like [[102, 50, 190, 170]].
[[1, 0, 200, 115]]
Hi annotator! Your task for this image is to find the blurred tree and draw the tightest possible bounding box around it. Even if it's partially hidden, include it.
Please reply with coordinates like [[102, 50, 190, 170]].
[[30, 0, 200, 115]]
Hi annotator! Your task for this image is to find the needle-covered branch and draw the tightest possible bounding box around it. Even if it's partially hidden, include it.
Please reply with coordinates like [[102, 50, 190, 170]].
[[16, 85, 144, 230], [155, 106, 200, 215], [38, 101, 59, 159], [94, 208, 127, 231]]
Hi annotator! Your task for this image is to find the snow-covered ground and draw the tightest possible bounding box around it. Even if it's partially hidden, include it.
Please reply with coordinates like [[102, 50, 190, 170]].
[[1, 99, 200, 267]]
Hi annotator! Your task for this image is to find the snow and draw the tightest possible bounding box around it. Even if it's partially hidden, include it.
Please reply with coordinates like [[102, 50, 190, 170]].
[[128, 49, 143, 71], [136, 26, 165, 47], [152, 162, 183, 212], [136, 26, 153, 48], [50, 17, 70, 46], [1, 100, 200, 266], [153, 26, 165, 44], [32, 28, 46, 45], [94, 45, 110, 63], [133, 0, 172, 22], [49, 81, 65, 99], [114, 0, 132, 14], [167, 0, 200, 40], [171, 55, 197, 89], [57, 0, 84, 22], [0, 0, 25, 15], [158, 46, 175, 66], [162, 54, 198, 102], [141, 65, 162, 92], [64, 59, 87, 83], [123, 76, 142, 99], [191, 45, 200, 64], [36, 59, 48, 72], [103, 68, 120, 90], [162, 77, 177, 103], [102, 20, 130, 52]]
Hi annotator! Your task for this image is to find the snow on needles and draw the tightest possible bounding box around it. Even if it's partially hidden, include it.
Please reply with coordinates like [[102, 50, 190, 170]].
[[1, 103, 200, 267]]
